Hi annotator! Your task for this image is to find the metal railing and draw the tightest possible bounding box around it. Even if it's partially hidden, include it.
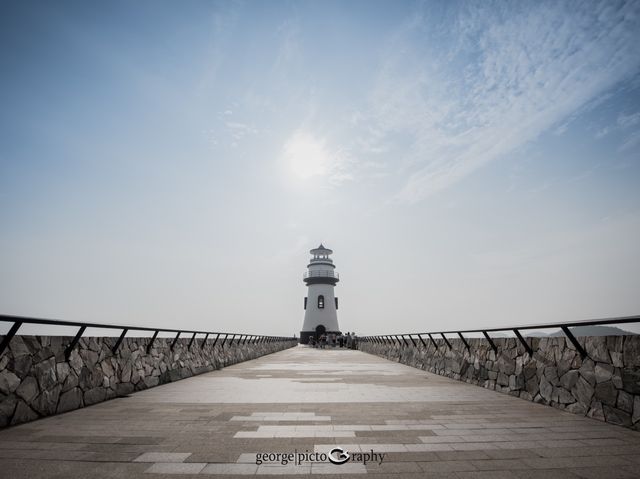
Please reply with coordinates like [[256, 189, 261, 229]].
[[303, 270, 339, 279], [0, 314, 295, 360], [359, 314, 640, 358]]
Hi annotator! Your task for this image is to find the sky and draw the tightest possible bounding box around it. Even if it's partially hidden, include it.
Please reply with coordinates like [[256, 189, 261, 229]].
[[1, 0, 639, 337]]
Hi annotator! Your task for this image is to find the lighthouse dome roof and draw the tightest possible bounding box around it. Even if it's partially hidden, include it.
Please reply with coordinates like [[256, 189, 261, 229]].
[[310, 244, 333, 255]]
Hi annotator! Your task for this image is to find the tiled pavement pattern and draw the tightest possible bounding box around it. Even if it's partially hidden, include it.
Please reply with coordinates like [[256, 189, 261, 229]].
[[0, 346, 639, 478]]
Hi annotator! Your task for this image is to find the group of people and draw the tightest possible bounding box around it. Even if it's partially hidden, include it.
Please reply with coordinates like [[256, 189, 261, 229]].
[[308, 331, 358, 349]]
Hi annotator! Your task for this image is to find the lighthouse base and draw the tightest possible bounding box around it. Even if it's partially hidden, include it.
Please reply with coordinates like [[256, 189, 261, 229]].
[[299, 329, 341, 345]]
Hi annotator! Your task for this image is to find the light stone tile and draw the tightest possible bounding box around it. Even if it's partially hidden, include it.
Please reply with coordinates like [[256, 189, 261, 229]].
[[314, 444, 363, 453], [405, 443, 454, 451], [144, 462, 206, 474], [200, 463, 258, 474], [356, 443, 408, 452], [419, 436, 467, 443], [256, 463, 311, 475], [236, 453, 258, 463], [450, 442, 500, 450], [135, 452, 191, 463], [311, 463, 367, 474]]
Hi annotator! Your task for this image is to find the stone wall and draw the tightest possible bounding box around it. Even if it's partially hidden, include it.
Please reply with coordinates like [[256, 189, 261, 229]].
[[360, 335, 640, 430], [0, 335, 297, 427]]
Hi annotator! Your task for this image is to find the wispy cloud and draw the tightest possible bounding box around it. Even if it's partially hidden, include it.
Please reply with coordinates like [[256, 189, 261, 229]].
[[359, 0, 640, 203]]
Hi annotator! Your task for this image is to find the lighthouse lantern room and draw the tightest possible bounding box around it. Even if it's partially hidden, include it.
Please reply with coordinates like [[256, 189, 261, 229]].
[[300, 244, 340, 344]]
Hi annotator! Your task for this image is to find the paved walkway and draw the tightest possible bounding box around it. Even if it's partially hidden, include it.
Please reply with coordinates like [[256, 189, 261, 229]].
[[0, 346, 639, 478]]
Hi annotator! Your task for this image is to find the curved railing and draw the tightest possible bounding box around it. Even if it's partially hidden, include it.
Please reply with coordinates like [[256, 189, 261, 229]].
[[359, 314, 640, 358], [0, 314, 295, 360]]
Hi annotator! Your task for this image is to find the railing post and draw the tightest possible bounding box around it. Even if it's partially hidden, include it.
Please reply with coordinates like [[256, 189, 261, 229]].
[[417, 334, 427, 347], [146, 330, 159, 354], [427, 333, 438, 350], [0, 321, 22, 356], [112, 328, 128, 354], [65, 325, 87, 361], [440, 333, 452, 350], [170, 332, 181, 351], [200, 333, 209, 349], [482, 331, 497, 353], [561, 326, 587, 358], [457, 332, 470, 351], [212, 333, 220, 348], [513, 329, 533, 355], [408, 335, 417, 347], [188, 332, 197, 350]]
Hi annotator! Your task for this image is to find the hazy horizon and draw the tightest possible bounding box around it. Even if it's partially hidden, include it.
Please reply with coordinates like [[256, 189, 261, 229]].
[[1, 0, 639, 336]]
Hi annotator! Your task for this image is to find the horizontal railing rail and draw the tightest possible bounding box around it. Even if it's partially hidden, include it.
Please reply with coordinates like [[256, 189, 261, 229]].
[[360, 314, 640, 358], [0, 314, 295, 360], [303, 270, 339, 279]]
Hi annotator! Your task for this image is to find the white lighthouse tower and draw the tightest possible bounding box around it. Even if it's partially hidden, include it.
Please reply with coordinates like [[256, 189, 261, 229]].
[[300, 244, 340, 344]]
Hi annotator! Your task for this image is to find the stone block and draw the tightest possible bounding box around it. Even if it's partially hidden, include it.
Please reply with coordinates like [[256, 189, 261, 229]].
[[594, 381, 617, 407], [578, 359, 596, 386], [525, 376, 539, 396], [623, 336, 640, 367], [143, 376, 159, 388], [559, 369, 579, 390], [565, 402, 588, 415], [16, 376, 39, 403], [544, 366, 559, 385], [509, 374, 524, 391], [594, 362, 614, 383], [556, 387, 575, 404], [32, 385, 61, 416], [116, 383, 134, 396], [9, 336, 32, 357], [56, 362, 70, 384], [572, 376, 594, 405], [100, 359, 115, 377], [11, 400, 38, 425], [622, 369, 640, 394], [12, 355, 33, 378], [585, 337, 611, 363], [497, 356, 516, 375], [68, 349, 83, 375], [34, 357, 57, 391], [80, 349, 99, 368], [610, 351, 623, 368], [633, 396, 640, 424], [57, 388, 83, 413], [84, 387, 107, 406], [617, 390, 633, 414], [0, 370, 21, 395], [523, 361, 537, 380], [557, 349, 576, 377], [540, 377, 553, 401], [587, 400, 605, 420], [0, 395, 18, 427], [603, 405, 632, 427], [62, 371, 79, 392]]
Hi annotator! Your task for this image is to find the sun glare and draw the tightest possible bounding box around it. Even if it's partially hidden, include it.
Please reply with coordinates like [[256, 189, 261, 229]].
[[284, 132, 330, 180]]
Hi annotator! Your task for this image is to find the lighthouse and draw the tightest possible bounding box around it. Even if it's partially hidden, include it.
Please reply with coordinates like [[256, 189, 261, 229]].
[[300, 244, 340, 344]]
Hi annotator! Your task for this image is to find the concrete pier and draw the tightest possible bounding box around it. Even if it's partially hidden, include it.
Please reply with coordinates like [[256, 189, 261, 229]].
[[1, 346, 639, 478]]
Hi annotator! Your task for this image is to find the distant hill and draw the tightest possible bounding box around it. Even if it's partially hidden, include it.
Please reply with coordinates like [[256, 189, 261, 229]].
[[525, 325, 636, 337]]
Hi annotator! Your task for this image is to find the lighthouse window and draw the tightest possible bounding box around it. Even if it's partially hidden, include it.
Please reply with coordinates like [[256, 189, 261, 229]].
[[318, 295, 324, 309], [304, 297, 307, 310]]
